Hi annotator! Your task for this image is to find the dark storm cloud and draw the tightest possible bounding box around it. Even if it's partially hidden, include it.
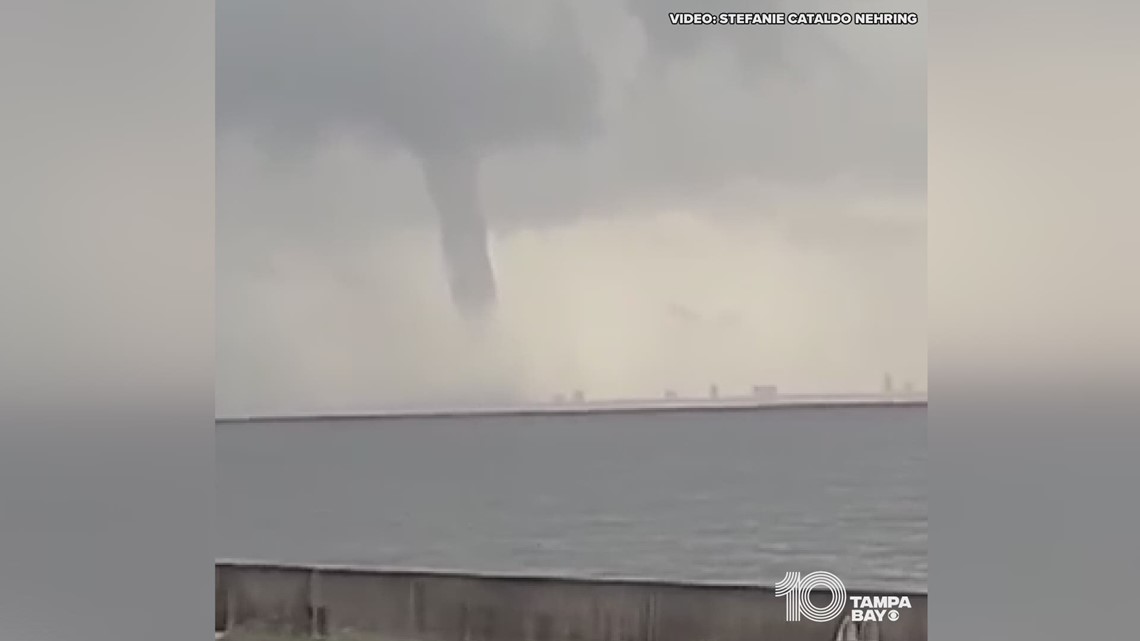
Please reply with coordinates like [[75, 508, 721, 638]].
[[218, 0, 605, 312], [217, 0, 601, 155], [217, 0, 925, 313], [217, 0, 925, 203]]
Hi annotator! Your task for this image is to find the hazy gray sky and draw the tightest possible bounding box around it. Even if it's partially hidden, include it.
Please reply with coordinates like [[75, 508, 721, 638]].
[[216, 0, 927, 414]]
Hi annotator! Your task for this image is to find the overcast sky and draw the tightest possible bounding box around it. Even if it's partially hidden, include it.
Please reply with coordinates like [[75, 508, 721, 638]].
[[216, 0, 927, 414]]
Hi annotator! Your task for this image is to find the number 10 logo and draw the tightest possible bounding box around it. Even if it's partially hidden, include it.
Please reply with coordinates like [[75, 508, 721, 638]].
[[775, 571, 847, 622]]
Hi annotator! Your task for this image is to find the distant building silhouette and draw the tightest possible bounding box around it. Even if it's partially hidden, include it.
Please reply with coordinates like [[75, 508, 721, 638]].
[[752, 385, 777, 398], [709, 384, 719, 399], [571, 390, 585, 403]]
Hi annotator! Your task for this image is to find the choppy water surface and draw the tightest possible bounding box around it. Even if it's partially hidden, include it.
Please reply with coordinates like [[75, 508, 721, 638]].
[[216, 405, 926, 591]]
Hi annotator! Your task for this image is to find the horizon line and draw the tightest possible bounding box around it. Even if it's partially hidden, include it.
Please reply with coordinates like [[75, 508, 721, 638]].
[[216, 393, 928, 423]]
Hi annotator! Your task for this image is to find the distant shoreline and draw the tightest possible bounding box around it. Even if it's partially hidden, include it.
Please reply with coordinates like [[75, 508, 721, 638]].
[[216, 395, 927, 424]]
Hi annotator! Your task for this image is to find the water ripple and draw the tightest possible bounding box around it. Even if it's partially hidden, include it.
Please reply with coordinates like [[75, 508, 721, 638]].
[[218, 406, 927, 590]]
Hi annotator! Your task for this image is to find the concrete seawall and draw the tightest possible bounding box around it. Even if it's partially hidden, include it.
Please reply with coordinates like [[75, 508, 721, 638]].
[[216, 561, 926, 641]]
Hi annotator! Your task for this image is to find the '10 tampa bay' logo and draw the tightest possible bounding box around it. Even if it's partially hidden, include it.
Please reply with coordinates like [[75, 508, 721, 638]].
[[776, 571, 913, 623]]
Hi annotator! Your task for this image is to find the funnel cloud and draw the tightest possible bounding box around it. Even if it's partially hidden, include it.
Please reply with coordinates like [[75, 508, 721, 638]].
[[216, 0, 602, 317], [421, 151, 497, 316]]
